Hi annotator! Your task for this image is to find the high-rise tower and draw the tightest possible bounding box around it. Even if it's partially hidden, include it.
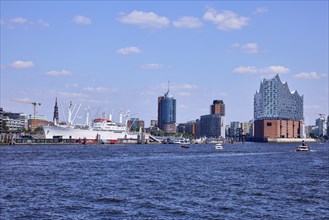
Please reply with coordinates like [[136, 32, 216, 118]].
[[158, 83, 176, 134], [211, 100, 225, 116]]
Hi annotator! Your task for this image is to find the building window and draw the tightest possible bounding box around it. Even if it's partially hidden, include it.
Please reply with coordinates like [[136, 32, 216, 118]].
[[267, 122, 272, 126]]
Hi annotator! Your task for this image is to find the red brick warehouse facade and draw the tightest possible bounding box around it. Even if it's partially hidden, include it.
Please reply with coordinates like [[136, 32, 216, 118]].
[[254, 119, 304, 140]]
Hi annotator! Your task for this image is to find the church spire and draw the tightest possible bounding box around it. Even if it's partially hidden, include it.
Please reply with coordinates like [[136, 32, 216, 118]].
[[53, 97, 59, 125]]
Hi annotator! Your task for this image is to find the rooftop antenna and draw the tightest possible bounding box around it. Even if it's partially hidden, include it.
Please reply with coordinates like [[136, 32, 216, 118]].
[[168, 80, 170, 92]]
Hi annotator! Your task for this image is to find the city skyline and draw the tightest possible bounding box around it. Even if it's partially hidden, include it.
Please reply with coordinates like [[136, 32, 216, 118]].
[[1, 1, 328, 126]]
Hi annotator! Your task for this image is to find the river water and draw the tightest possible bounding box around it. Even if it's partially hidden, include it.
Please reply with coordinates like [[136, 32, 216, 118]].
[[1, 142, 328, 219]]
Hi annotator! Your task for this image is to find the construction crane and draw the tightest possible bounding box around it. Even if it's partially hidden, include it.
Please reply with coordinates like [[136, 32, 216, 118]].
[[11, 99, 42, 131], [11, 99, 41, 120]]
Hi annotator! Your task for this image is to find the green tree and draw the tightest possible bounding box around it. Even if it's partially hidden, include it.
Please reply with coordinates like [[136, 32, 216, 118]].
[[2, 120, 9, 131], [155, 129, 165, 136], [309, 133, 317, 139]]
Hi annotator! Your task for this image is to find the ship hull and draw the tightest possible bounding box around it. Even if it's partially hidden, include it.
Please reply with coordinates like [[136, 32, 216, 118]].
[[43, 125, 138, 143]]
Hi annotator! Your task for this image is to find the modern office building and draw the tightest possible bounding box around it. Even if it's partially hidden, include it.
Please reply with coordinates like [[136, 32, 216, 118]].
[[197, 100, 226, 138], [240, 122, 252, 136], [227, 121, 241, 138], [0, 107, 3, 132], [315, 115, 327, 137], [327, 115, 329, 137], [211, 100, 225, 116], [127, 118, 145, 132], [150, 120, 158, 128], [253, 74, 304, 140], [185, 120, 196, 136], [2, 112, 28, 131], [158, 87, 176, 134], [200, 114, 225, 138], [177, 123, 186, 133]]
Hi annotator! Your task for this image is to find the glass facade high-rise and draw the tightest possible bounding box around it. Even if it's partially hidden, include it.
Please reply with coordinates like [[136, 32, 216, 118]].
[[254, 74, 303, 121], [200, 114, 225, 138], [158, 89, 176, 134]]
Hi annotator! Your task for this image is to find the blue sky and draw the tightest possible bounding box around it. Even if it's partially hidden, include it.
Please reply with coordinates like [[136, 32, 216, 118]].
[[1, 1, 328, 126]]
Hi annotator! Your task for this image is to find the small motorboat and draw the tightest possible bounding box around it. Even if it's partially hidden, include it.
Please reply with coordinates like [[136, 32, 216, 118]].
[[214, 143, 223, 150], [296, 145, 310, 152], [296, 140, 310, 152], [181, 144, 190, 148]]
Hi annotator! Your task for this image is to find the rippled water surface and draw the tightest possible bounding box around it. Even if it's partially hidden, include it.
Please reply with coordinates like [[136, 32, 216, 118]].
[[1, 142, 328, 219]]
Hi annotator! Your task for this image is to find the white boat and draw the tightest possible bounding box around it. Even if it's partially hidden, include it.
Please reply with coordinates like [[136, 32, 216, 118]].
[[43, 100, 139, 144], [214, 143, 223, 150], [172, 137, 190, 145], [43, 118, 139, 144], [296, 145, 310, 152], [296, 140, 310, 152]]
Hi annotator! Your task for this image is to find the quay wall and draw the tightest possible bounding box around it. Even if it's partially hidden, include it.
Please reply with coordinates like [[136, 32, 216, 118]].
[[267, 138, 317, 143]]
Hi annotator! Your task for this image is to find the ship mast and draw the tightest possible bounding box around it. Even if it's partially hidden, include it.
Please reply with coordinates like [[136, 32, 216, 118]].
[[68, 101, 73, 126], [85, 107, 90, 127]]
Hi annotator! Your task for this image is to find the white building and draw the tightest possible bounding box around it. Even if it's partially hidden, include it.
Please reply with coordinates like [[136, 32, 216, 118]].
[[2, 113, 28, 131], [315, 115, 327, 136]]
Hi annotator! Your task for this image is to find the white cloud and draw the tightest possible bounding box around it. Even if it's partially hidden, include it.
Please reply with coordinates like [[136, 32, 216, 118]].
[[46, 70, 72, 77], [65, 83, 79, 88], [263, 66, 290, 74], [178, 104, 189, 109], [253, 7, 269, 14], [76, 98, 111, 104], [203, 8, 249, 31], [10, 60, 35, 69], [83, 87, 118, 93], [58, 92, 84, 97], [233, 65, 290, 74], [73, 15, 92, 25], [304, 105, 321, 109], [294, 72, 326, 79], [233, 66, 258, 74], [117, 46, 141, 55], [158, 82, 198, 92], [11, 97, 33, 103], [37, 19, 49, 27], [3, 17, 49, 29], [118, 10, 170, 28], [178, 92, 191, 97], [141, 64, 163, 69], [242, 43, 259, 53], [10, 17, 28, 24], [218, 92, 228, 97], [174, 83, 198, 90], [232, 43, 260, 53], [173, 16, 203, 28]]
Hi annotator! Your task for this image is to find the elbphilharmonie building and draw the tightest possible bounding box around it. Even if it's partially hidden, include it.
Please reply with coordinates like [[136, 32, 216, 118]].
[[253, 75, 305, 140]]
